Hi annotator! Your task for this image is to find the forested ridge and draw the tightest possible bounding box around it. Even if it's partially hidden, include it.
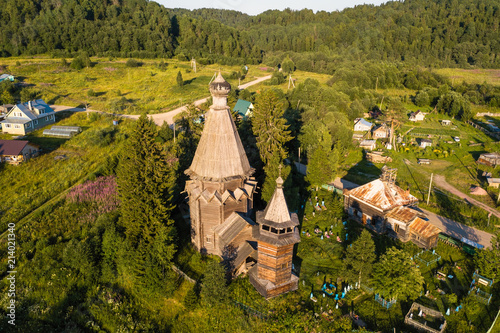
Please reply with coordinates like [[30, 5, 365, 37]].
[[1, 0, 499, 68]]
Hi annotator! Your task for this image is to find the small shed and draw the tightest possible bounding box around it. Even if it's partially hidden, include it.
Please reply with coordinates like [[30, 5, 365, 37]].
[[441, 119, 451, 126], [366, 151, 392, 163], [233, 99, 254, 118], [354, 118, 373, 132], [418, 159, 431, 165], [478, 152, 500, 166], [360, 139, 377, 151], [419, 138, 432, 148], [487, 178, 500, 188]]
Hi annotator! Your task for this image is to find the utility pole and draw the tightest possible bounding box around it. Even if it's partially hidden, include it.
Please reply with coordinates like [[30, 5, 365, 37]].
[[427, 173, 434, 205], [497, 186, 500, 205]]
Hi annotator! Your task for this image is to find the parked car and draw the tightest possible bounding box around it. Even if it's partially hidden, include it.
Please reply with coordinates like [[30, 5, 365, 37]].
[[454, 136, 460, 142]]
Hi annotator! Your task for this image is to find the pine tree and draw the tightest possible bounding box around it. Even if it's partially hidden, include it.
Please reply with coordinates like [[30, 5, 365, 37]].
[[306, 128, 338, 190], [343, 229, 376, 288], [252, 88, 291, 164], [116, 114, 177, 286], [252, 88, 292, 202], [177, 71, 184, 87]]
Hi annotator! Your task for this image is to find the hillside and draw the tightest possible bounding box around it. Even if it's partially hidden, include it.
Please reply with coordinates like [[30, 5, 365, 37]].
[[1, 0, 499, 69]]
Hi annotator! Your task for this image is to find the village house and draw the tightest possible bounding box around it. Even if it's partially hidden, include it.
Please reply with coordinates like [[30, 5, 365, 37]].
[[1, 100, 55, 135], [419, 138, 432, 148], [359, 139, 377, 150], [233, 99, 254, 118], [409, 110, 425, 122], [343, 167, 441, 249], [185, 74, 299, 298], [0, 139, 39, 165], [353, 118, 373, 132], [372, 123, 390, 139], [478, 152, 500, 166], [441, 119, 452, 126]]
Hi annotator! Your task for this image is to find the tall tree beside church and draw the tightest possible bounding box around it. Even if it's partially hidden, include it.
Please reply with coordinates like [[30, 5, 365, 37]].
[[252, 88, 292, 202], [117, 114, 177, 288], [306, 127, 339, 191], [343, 229, 376, 288]]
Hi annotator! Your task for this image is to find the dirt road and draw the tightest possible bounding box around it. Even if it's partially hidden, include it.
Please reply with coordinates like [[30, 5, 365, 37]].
[[433, 174, 500, 220], [418, 207, 494, 249]]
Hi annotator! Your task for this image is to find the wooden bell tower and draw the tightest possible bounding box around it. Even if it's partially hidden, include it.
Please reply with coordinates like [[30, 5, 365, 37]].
[[249, 175, 300, 299]]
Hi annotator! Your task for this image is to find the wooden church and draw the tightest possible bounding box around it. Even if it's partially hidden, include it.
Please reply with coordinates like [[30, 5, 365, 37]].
[[184, 73, 299, 298]]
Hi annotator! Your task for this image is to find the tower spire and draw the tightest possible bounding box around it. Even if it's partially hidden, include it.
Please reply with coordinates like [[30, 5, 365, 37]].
[[185, 73, 254, 181]]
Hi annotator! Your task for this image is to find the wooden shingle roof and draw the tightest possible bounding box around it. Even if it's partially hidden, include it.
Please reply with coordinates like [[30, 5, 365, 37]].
[[185, 74, 253, 181], [257, 177, 299, 228]]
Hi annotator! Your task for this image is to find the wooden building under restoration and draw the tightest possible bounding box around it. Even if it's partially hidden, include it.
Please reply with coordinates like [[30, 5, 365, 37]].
[[249, 176, 300, 299], [343, 167, 441, 249], [185, 74, 299, 297]]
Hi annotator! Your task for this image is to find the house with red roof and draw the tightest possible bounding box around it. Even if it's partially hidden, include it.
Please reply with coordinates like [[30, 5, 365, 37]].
[[0, 140, 39, 165]]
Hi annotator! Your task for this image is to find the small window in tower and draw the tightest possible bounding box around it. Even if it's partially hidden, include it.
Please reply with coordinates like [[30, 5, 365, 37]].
[[279, 228, 285, 234], [286, 227, 292, 233], [281, 263, 288, 269], [206, 235, 212, 243], [262, 225, 270, 231], [271, 227, 278, 234]]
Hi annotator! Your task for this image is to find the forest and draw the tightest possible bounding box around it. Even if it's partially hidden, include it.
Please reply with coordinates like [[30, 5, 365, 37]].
[[0, 0, 499, 69]]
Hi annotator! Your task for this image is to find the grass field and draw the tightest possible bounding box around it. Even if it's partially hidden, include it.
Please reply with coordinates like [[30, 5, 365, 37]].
[[0, 56, 269, 114], [435, 68, 500, 87], [0, 111, 130, 233]]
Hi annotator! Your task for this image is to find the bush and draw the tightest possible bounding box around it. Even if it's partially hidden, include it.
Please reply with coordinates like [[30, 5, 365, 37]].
[[87, 89, 96, 97], [70, 57, 85, 70], [125, 58, 141, 67]]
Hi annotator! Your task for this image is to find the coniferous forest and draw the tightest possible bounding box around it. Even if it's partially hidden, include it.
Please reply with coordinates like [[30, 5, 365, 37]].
[[1, 0, 500, 332], [0, 0, 499, 69]]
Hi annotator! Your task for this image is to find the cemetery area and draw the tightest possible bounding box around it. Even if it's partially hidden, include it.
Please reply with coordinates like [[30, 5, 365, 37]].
[[292, 189, 497, 331]]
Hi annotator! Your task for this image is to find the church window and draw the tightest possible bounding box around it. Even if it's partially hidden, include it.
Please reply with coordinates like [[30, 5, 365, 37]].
[[262, 225, 270, 231]]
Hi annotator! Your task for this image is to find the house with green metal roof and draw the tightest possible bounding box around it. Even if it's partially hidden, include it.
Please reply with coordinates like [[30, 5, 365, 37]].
[[0, 74, 14, 82], [233, 99, 254, 118]]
